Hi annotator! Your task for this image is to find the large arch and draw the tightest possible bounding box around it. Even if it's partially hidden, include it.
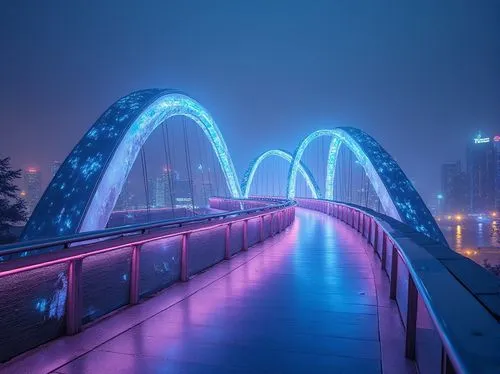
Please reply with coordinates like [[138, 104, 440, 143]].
[[21, 89, 241, 241], [241, 149, 321, 198], [287, 127, 447, 246]]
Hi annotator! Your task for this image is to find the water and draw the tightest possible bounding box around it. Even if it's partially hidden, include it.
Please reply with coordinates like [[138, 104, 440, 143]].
[[439, 219, 500, 266]]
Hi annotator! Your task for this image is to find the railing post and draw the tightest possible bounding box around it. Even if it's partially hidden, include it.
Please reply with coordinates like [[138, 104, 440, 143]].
[[242, 220, 248, 251], [390, 245, 398, 299], [270, 213, 275, 237], [260, 216, 264, 242], [361, 214, 365, 236], [441, 348, 456, 374], [225, 223, 232, 260], [381, 232, 387, 270], [373, 222, 379, 252], [66, 258, 83, 335], [367, 216, 372, 244], [181, 233, 190, 282], [130, 245, 141, 305], [405, 275, 418, 359], [351, 209, 355, 228]]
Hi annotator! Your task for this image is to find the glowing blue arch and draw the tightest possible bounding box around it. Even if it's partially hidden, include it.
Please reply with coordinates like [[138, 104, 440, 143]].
[[22, 89, 241, 241], [287, 127, 447, 246], [241, 149, 321, 198]]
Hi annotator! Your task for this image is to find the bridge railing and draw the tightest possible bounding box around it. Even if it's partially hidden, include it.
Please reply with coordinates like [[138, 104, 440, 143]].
[[296, 198, 500, 374], [0, 198, 295, 364]]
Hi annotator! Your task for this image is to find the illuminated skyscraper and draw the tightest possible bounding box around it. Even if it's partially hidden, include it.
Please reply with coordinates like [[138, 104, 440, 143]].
[[24, 168, 42, 216], [441, 161, 468, 213], [155, 166, 178, 208], [467, 134, 496, 213], [494, 136, 500, 210]]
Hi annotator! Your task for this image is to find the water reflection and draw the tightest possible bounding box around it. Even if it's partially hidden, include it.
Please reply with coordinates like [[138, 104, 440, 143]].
[[455, 225, 462, 251], [440, 219, 500, 266]]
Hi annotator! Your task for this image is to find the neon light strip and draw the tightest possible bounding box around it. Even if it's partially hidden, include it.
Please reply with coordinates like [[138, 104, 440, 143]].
[[0, 204, 293, 278], [241, 149, 321, 198]]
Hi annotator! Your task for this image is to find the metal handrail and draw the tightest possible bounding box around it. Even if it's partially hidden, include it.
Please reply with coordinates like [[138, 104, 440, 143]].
[[297, 198, 500, 374], [0, 198, 293, 258]]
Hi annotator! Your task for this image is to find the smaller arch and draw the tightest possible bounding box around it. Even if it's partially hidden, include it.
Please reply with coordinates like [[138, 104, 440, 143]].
[[287, 127, 447, 246], [241, 149, 321, 198]]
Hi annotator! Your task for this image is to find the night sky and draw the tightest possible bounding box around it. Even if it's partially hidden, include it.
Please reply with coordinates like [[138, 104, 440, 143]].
[[1, 0, 499, 203]]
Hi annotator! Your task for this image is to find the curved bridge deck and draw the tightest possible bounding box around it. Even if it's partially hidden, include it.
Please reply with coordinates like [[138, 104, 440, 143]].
[[6, 209, 415, 374]]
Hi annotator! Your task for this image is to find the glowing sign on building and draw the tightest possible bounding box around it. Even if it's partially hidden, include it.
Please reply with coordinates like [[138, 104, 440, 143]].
[[474, 137, 490, 144], [494, 135, 500, 142]]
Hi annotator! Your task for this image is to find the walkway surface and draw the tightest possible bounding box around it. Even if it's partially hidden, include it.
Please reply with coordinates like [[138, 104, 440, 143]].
[[2, 208, 415, 374]]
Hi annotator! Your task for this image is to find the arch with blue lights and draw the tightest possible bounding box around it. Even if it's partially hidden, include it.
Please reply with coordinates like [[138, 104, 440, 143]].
[[287, 127, 447, 246], [22, 89, 241, 240], [240, 149, 321, 199]]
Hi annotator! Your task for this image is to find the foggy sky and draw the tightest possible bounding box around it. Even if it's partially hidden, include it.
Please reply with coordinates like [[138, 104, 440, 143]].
[[1, 0, 499, 203]]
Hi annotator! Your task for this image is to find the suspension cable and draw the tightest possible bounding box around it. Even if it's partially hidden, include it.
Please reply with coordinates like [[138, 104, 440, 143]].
[[182, 118, 196, 215], [195, 127, 208, 206], [162, 121, 176, 218], [140, 147, 151, 223]]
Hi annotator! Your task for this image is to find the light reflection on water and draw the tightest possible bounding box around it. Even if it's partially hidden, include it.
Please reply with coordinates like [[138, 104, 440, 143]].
[[440, 220, 500, 265]]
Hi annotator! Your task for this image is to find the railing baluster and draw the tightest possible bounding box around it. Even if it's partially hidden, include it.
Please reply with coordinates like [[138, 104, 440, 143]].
[[242, 220, 248, 251], [66, 258, 83, 335], [225, 223, 232, 260], [390, 245, 398, 299], [270, 213, 275, 237], [130, 244, 141, 305], [181, 233, 190, 282], [405, 275, 418, 359], [260, 215, 264, 242], [381, 232, 387, 270]]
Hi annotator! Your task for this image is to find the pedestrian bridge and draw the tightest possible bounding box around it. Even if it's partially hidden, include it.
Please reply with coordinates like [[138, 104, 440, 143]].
[[1, 89, 499, 373], [1, 198, 499, 374]]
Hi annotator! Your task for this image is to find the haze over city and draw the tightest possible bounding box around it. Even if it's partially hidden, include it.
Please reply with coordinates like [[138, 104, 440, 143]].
[[1, 0, 499, 203]]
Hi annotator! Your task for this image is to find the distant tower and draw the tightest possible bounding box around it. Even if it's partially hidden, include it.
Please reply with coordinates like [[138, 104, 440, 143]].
[[494, 135, 500, 211], [24, 168, 42, 216], [155, 166, 178, 208], [467, 133, 495, 213], [51, 161, 62, 178]]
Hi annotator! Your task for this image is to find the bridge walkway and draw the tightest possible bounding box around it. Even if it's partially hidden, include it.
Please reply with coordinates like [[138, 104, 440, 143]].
[[4, 208, 415, 374]]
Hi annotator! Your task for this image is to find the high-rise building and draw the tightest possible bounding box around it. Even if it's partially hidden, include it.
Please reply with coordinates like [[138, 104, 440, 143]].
[[51, 161, 62, 178], [467, 134, 496, 213], [174, 179, 193, 209], [440, 161, 468, 213], [155, 167, 178, 208], [24, 168, 42, 216], [494, 135, 500, 211], [115, 180, 132, 211]]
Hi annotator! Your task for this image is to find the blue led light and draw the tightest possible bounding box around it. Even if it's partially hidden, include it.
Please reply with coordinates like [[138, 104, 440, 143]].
[[287, 127, 447, 246], [22, 89, 241, 240], [241, 149, 321, 198]]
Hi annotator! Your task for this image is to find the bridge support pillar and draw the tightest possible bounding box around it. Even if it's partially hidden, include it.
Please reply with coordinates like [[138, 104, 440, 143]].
[[225, 223, 232, 259], [242, 220, 248, 251], [181, 233, 190, 282], [66, 258, 83, 335], [130, 245, 141, 305]]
